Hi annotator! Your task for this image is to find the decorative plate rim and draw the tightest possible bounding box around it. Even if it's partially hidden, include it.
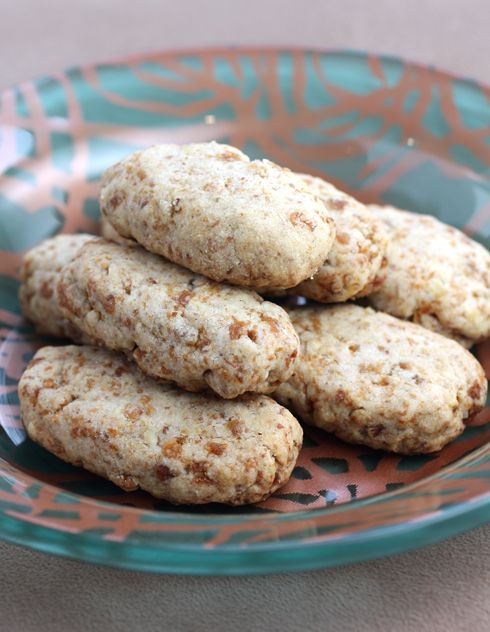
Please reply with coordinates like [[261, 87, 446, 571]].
[[0, 443, 489, 573], [0, 45, 489, 574], [1, 489, 488, 575]]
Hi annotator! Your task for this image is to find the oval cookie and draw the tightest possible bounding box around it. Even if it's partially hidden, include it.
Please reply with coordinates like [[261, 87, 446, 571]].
[[99, 142, 336, 289], [19, 346, 302, 505], [274, 304, 487, 454], [367, 205, 490, 347], [19, 234, 95, 340], [57, 239, 299, 399], [290, 175, 388, 302]]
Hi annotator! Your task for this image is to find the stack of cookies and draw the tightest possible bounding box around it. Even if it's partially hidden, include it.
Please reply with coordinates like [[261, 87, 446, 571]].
[[17, 142, 490, 505]]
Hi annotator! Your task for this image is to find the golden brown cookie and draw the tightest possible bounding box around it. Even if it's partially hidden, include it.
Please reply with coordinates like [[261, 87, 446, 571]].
[[57, 239, 299, 399], [274, 305, 487, 454], [367, 205, 490, 347], [99, 142, 336, 289], [19, 346, 302, 505], [19, 234, 95, 340], [289, 175, 388, 302]]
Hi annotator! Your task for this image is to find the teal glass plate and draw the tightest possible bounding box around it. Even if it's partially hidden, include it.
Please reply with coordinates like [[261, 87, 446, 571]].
[[0, 48, 489, 575]]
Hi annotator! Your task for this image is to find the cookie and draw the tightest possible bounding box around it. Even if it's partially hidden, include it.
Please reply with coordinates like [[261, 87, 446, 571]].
[[288, 175, 388, 302], [19, 346, 302, 505], [57, 239, 299, 399], [19, 234, 95, 340], [367, 205, 490, 347], [274, 305, 487, 454], [100, 215, 136, 246], [99, 142, 336, 289]]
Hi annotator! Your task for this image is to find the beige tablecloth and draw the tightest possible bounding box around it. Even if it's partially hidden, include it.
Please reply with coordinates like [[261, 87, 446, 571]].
[[0, 2, 489, 631]]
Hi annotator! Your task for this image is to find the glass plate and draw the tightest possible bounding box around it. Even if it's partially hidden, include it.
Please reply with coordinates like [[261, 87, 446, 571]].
[[0, 48, 489, 574]]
